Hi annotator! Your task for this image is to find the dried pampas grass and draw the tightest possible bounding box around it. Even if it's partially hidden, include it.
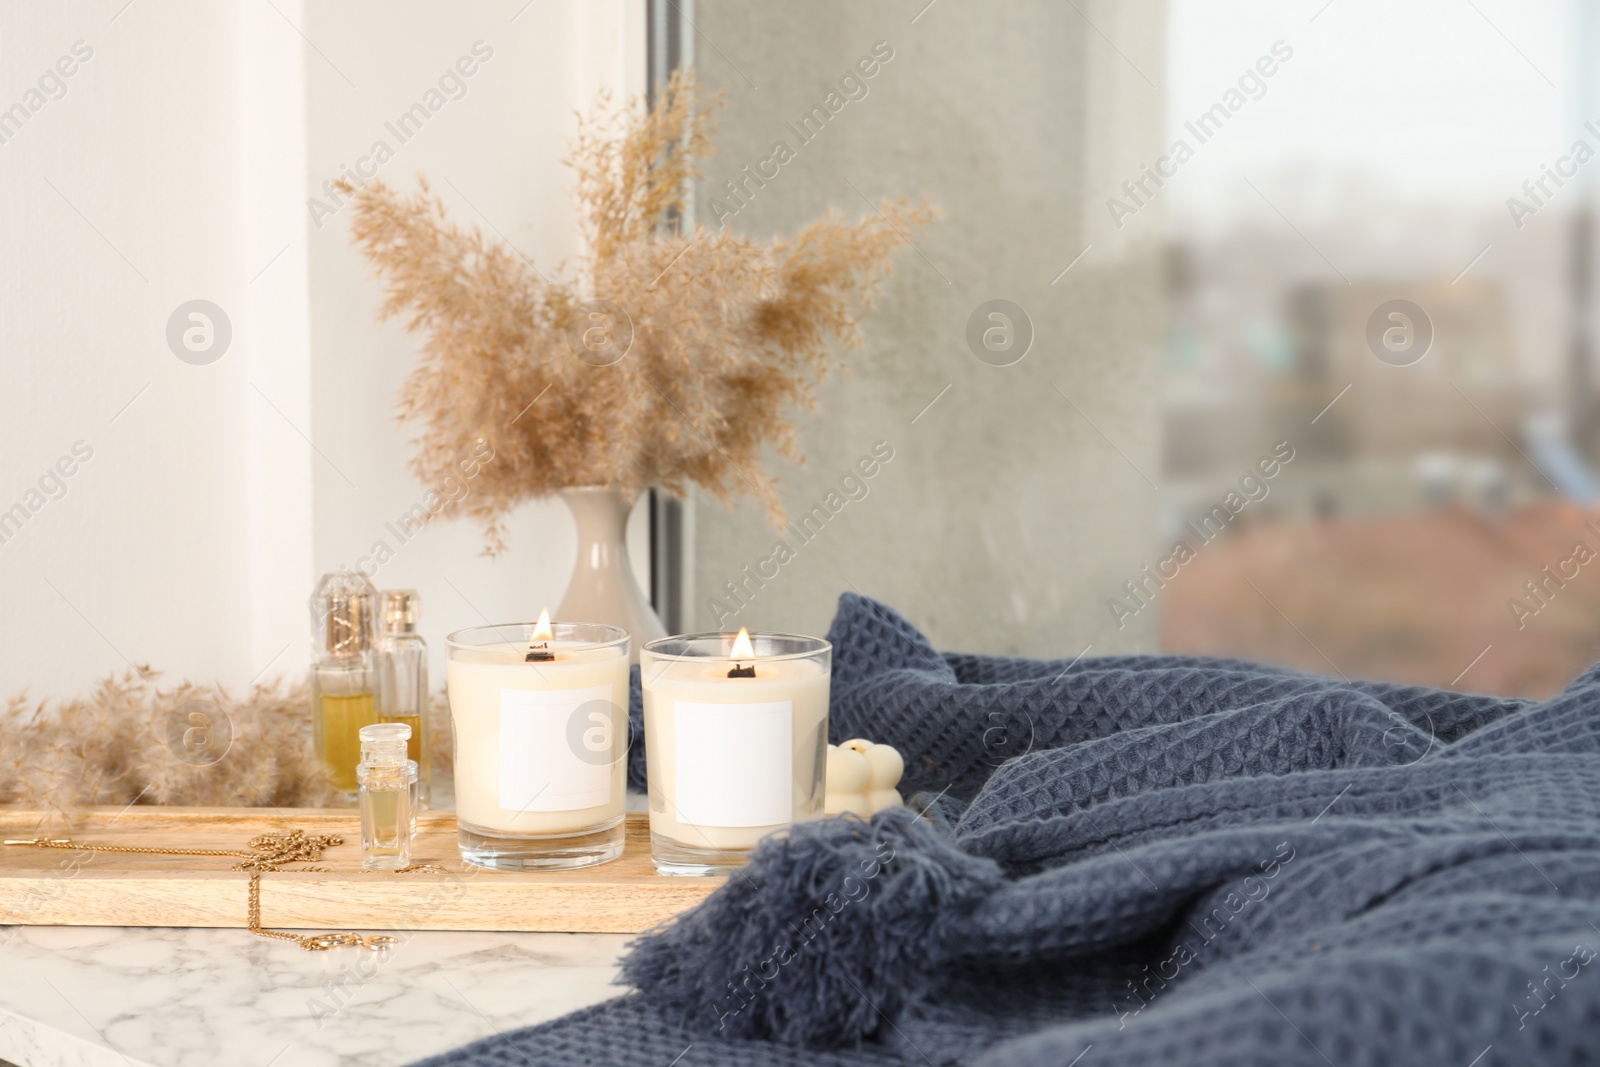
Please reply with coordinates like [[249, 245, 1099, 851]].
[[0, 669, 457, 817], [0, 669, 333, 814], [342, 70, 937, 552]]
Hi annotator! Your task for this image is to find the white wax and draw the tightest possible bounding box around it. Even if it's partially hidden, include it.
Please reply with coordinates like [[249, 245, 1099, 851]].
[[641, 656, 829, 850], [446, 641, 628, 834]]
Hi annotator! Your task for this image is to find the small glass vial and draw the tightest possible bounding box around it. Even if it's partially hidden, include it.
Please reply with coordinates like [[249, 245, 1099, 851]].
[[356, 722, 417, 871], [311, 572, 380, 796], [377, 589, 430, 807]]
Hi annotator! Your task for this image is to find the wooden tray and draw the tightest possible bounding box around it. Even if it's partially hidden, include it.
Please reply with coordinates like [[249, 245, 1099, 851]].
[[0, 807, 721, 934]]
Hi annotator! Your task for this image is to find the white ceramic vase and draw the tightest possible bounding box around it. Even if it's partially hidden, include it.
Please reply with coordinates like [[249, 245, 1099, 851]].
[[554, 486, 667, 663]]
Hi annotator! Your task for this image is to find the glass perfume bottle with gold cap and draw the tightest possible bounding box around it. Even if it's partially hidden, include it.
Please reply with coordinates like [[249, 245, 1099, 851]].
[[311, 571, 380, 796], [377, 589, 430, 807]]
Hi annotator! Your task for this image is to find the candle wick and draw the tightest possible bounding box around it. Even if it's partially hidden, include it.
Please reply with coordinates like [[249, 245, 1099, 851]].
[[526, 642, 554, 663], [727, 662, 756, 678]]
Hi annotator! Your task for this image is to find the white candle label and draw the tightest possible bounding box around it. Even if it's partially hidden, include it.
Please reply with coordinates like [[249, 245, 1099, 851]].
[[499, 684, 615, 812], [672, 699, 793, 827]]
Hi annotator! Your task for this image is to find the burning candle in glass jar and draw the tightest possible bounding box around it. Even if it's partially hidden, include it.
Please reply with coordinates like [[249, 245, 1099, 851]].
[[641, 627, 832, 875], [445, 610, 630, 871]]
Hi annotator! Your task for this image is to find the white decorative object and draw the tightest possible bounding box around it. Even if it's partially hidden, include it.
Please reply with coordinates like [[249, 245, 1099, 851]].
[[555, 487, 667, 664], [825, 738, 905, 816]]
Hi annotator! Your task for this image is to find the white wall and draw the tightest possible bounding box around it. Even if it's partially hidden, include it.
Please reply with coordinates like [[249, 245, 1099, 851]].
[[1, 0, 258, 697], [0, 1, 645, 700]]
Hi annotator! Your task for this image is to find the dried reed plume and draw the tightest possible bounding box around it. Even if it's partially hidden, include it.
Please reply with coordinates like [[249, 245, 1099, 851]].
[[342, 70, 937, 552], [0, 669, 459, 818], [0, 669, 334, 816]]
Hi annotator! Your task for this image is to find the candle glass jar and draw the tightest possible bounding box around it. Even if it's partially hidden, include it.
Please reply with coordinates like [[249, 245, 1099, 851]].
[[641, 632, 831, 875], [445, 622, 630, 871]]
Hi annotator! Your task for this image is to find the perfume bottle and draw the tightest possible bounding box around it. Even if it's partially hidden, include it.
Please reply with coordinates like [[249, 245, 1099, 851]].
[[311, 571, 380, 796], [377, 589, 430, 807], [356, 722, 417, 870]]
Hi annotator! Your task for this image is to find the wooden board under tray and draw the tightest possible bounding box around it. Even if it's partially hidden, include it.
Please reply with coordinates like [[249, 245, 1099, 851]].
[[0, 807, 721, 934]]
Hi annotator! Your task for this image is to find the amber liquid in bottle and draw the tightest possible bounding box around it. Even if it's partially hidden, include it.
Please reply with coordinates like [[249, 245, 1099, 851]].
[[311, 571, 380, 799], [377, 589, 430, 807], [318, 691, 378, 794]]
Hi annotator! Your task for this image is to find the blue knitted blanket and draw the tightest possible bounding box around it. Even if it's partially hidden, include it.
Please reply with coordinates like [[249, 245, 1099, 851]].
[[417, 593, 1600, 1066]]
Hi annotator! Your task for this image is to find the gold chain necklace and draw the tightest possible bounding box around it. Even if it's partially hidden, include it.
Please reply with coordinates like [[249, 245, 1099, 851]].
[[5, 829, 443, 951]]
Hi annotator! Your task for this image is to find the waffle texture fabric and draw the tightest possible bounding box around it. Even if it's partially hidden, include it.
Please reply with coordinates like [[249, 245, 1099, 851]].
[[418, 593, 1600, 1066]]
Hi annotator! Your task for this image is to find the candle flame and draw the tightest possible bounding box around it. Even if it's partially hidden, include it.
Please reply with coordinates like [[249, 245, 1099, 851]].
[[730, 626, 754, 659], [533, 609, 553, 642]]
